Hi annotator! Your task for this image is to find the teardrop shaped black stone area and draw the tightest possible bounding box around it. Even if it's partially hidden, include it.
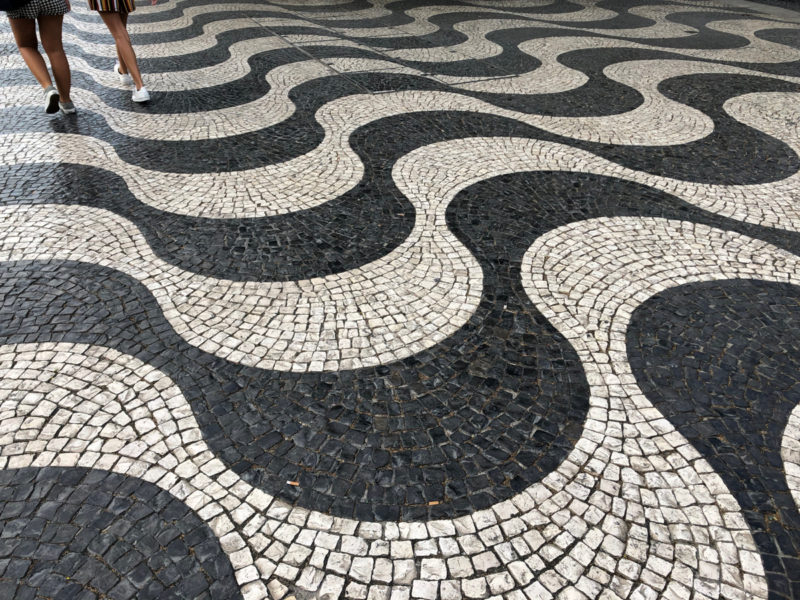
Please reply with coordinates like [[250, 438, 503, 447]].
[[0, 467, 242, 600], [628, 280, 800, 600]]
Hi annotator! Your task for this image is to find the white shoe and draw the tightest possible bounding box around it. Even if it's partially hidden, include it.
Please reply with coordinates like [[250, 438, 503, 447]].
[[115, 62, 133, 86], [59, 101, 76, 115], [132, 86, 150, 103]]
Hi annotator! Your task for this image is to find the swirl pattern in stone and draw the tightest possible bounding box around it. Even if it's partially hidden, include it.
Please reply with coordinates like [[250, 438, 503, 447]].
[[0, 467, 242, 600], [628, 280, 800, 599], [3, 0, 800, 597], [0, 257, 587, 521]]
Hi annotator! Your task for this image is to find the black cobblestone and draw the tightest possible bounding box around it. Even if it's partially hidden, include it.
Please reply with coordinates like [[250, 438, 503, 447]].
[[629, 280, 800, 600], [0, 468, 241, 600]]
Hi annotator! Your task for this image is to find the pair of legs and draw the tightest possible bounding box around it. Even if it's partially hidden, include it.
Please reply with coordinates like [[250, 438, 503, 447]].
[[99, 10, 144, 90], [9, 14, 71, 104]]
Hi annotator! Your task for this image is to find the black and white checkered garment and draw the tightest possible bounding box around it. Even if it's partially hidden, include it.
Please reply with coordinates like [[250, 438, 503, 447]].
[[6, 0, 69, 19]]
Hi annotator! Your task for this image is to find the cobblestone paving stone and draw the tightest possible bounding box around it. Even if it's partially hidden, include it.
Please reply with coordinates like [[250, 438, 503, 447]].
[[2, 0, 800, 598], [629, 280, 800, 598]]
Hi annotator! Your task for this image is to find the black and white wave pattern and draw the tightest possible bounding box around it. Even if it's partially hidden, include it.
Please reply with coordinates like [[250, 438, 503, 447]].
[[2, 0, 800, 598]]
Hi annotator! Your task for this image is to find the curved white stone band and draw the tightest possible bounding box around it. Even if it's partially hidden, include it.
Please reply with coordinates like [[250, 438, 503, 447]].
[[0, 58, 728, 144], [393, 119, 800, 237], [0, 342, 280, 599], [3, 88, 800, 223], [6, 212, 795, 599], [67, 2, 339, 34], [0, 201, 481, 372], [6, 14, 797, 96], [518, 217, 800, 600], [783, 403, 800, 514], [4, 3, 799, 65]]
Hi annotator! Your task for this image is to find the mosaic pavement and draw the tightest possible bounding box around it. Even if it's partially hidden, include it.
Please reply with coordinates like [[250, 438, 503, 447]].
[[2, 0, 800, 598]]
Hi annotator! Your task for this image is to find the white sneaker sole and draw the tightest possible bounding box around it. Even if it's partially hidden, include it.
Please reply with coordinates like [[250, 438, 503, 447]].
[[132, 89, 150, 103]]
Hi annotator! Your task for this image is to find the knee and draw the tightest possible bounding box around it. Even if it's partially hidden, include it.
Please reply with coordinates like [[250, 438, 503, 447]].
[[40, 39, 63, 55], [113, 30, 131, 46], [16, 37, 39, 52]]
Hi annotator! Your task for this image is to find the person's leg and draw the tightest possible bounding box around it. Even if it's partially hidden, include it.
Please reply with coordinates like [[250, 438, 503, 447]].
[[38, 15, 71, 103], [116, 11, 129, 75], [8, 17, 52, 89], [99, 10, 145, 90]]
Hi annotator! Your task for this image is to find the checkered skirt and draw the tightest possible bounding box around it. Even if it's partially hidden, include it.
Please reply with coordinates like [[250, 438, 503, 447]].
[[87, 0, 135, 12], [6, 0, 69, 19]]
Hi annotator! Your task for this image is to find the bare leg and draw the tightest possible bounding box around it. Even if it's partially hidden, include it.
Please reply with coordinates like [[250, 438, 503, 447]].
[[8, 17, 52, 89], [38, 15, 71, 103], [116, 11, 128, 74], [99, 10, 144, 90]]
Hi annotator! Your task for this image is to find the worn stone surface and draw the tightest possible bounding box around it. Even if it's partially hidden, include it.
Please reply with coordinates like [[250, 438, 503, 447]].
[[2, 0, 800, 597]]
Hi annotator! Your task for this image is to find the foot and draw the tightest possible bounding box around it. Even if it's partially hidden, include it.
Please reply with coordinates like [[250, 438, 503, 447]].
[[59, 101, 76, 115], [115, 62, 134, 86], [131, 86, 150, 103], [44, 85, 59, 114]]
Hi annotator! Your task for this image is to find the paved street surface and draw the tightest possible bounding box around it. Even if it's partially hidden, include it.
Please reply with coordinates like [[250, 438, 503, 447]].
[[2, 0, 800, 598]]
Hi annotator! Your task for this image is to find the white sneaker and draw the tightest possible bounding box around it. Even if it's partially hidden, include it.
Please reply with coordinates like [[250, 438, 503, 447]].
[[115, 62, 133, 86], [132, 86, 150, 103], [59, 101, 76, 115]]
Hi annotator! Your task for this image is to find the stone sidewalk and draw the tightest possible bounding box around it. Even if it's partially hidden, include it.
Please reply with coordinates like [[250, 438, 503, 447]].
[[2, 0, 800, 598]]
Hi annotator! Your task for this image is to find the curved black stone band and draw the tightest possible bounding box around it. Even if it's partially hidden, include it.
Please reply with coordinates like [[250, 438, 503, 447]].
[[7, 165, 800, 520], [55, 1, 789, 94], [628, 280, 800, 600], [0, 166, 606, 521], [57, 0, 783, 85], [6, 166, 800, 521], [0, 161, 413, 283], [0, 248, 588, 521], [756, 27, 800, 51], [4, 66, 797, 185], [0, 467, 242, 600], [63, 7, 297, 46], [3, 64, 800, 286]]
